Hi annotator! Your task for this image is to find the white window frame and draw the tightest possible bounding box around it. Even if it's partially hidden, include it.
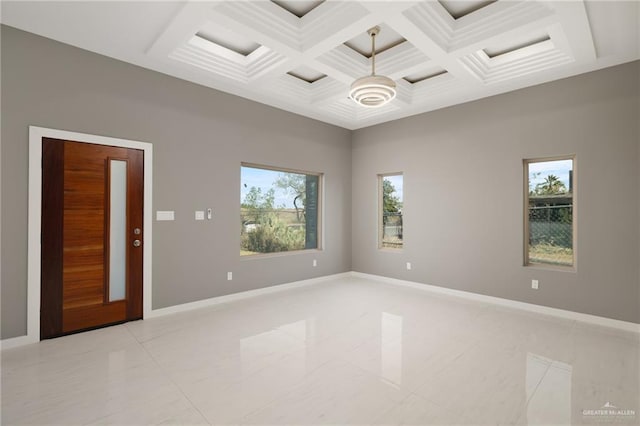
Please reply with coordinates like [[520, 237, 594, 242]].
[[240, 162, 323, 258], [523, 155, 576, 270]]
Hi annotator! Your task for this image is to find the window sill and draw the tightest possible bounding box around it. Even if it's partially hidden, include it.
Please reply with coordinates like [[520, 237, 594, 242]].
[[378, 247, 404, 253], [524, 262, 576, 273], [240, 248, 323, 260]]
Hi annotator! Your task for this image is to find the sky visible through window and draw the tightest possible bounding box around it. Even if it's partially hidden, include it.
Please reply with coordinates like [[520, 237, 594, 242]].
[[241, 166, 302, 208], [529, 159, 572, 191], [385, 174, 403, 201]]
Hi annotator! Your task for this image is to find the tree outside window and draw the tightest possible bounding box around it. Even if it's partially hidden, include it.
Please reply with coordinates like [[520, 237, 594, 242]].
[[380, 174, 403, 249], [241, 164, 321, 256]]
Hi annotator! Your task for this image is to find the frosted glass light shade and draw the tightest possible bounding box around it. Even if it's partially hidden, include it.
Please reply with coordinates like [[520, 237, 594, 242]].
[[349, 75, 397, 108]]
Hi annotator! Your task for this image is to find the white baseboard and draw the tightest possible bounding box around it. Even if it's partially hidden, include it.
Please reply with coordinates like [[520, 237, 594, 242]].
[[1, 272, 350, 350], [146, 272, 351, 318], [0, 334, 39, 351], [3, 270, 637, 350], [351, 272, 640, 334]]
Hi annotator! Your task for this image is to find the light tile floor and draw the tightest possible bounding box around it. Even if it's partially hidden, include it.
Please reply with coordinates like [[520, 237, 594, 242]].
[[2, 276, 639, 425]]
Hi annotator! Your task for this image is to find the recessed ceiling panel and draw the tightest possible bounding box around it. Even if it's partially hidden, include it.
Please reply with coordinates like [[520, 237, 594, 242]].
[[404, 68, 448, 84], [462, 36, 573, 85], [197, 26, 260, 56], [272, 0, 324, 18], [484, 32, 551, 58], [288, 66, 327, 83], [438, 0, 497, 19], [344, 23, 406, 58], [407, 1, 556, 53]]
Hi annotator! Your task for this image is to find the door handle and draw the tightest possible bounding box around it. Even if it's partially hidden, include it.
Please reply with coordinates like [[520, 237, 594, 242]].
[[133, 239, 141, 247]]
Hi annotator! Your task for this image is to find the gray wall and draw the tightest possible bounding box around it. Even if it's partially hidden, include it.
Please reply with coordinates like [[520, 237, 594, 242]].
[[1, 26, 352, 339], [2, 25, 639, 339], [352, 61, 640, 324]]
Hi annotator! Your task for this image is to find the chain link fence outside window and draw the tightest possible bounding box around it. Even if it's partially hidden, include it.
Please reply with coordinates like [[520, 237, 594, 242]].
[[528, 203, 573, 266], [382, 212, 403, 249]]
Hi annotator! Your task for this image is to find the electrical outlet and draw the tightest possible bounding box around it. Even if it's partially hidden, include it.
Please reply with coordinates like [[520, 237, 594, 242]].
[[313, 259, 317, 267], [227, 272, 233, 281], [406, 262, 412, 270], [531, 279, 539, 290]]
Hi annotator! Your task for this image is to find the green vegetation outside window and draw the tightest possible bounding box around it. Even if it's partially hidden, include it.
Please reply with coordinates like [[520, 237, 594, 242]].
[[241, 164, 321, 256]]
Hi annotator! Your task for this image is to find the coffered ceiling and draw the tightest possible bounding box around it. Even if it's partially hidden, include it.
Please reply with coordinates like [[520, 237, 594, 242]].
[[2, 1, 639, 130]]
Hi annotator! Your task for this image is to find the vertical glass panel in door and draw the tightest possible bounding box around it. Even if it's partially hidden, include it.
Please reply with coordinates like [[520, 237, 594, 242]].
[[109, 160, 127, 301]]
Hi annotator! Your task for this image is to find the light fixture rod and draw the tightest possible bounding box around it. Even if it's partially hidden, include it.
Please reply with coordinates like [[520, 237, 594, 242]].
[[368, 26, 380, 76], [371, 30, 376, 75]]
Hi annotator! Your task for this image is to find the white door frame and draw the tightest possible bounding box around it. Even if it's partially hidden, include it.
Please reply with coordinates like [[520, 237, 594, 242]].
[[24, 126, 153, 345]]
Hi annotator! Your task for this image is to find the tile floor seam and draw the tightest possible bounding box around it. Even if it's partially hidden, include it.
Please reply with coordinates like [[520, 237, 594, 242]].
[[523, 360, 553, 411], [234, 359, 336, 424], [155, 334, 322, 424], [409, 391, 478, 424], [128, 326, 185, 345], [236, 361, 397, 425], [124, 321, 146, 344], [133, 328, 213, 426], [366, 392, 411, 425]]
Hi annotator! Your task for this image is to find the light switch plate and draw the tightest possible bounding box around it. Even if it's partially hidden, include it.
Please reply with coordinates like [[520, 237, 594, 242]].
[[156, 211, 175, 221], [195, 211, 205, 220]]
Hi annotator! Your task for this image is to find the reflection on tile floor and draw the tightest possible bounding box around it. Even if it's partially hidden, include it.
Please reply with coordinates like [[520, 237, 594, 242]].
[[2, 276, 639, 425]]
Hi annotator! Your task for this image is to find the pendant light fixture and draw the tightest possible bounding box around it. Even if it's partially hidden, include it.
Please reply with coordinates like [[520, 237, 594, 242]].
[[349, 26, 397, 108]]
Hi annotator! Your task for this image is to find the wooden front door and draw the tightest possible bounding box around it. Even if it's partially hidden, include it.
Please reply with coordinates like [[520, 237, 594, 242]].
[[41, 137, 144, 339]]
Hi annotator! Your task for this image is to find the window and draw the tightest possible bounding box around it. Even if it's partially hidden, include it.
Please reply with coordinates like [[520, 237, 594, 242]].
[[240, 163, 321, 256], [524, 157, 575, 267], [379, 173, 403, 249]]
